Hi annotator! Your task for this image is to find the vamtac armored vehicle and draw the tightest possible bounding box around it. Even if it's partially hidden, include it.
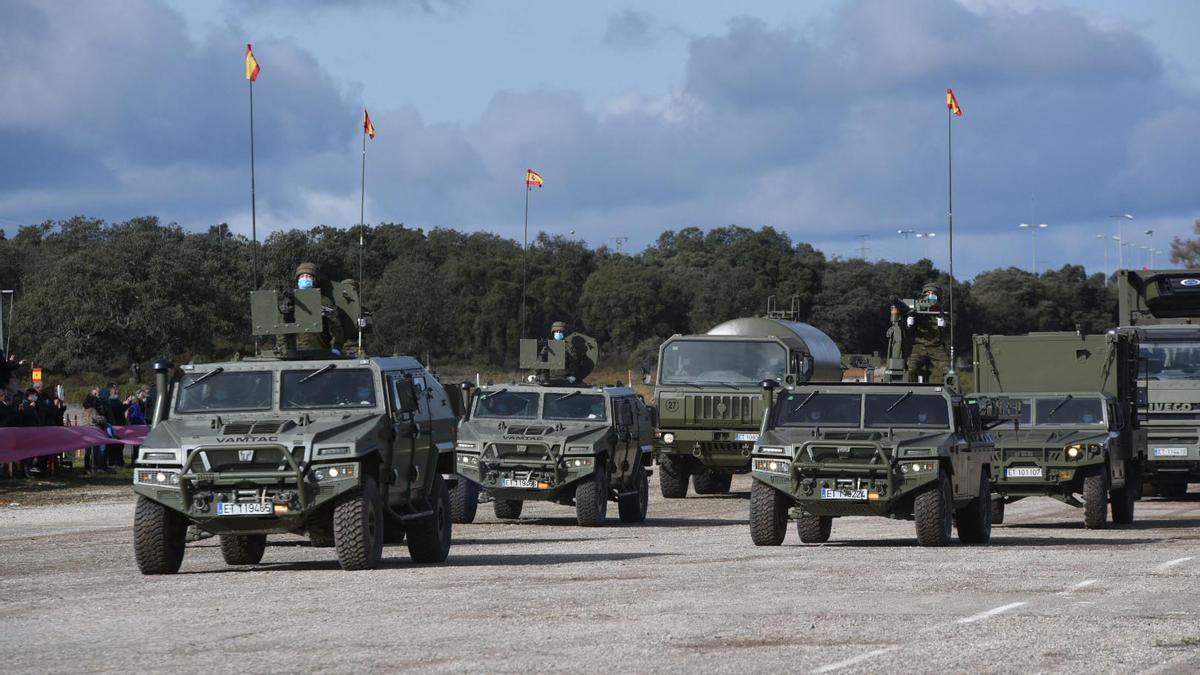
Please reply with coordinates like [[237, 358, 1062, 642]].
[[1118, 269, 1200, 498], [749, 381, 1015, 547], [653, 297, 842, 499], [451, 332, 655, 526], [974, 331, 1145, 528], [132, 282, 459, 573]]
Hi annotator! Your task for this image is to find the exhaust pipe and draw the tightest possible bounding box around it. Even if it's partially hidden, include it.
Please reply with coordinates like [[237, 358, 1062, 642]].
[[151, 360, 174, 427]]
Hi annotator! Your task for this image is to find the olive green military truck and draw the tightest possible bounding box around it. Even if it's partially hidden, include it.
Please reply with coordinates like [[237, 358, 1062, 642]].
[[654, 299, 842, 498], [132, 284, 459, 573], [1118, 269, 1200, 498], [451, 334, 655, 526], [974, 331, 1145, 528], [749, 381, 1014, 547]]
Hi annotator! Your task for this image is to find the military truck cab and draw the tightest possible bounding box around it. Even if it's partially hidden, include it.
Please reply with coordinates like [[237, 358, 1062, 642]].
[[653, 310, 841, 499]]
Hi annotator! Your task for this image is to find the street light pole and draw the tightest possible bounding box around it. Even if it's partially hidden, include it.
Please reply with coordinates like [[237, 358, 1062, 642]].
[[897, 229, 915, 263], [1096, 234, 1108, 283], [1109, 213, 1134, 269], [1019, 223, 1048, 274], [914, 232, 937, 261]]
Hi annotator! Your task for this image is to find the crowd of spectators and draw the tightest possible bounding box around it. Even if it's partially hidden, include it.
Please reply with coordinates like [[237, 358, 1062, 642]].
[[80, 383, 150, 474]]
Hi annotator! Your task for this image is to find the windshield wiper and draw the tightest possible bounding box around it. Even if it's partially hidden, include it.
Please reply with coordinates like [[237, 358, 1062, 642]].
[[793, 390, 818, 412], [886, 391, 913, 412], [299, 363, 337, 384], [1046, 394, 1073, 418], [478, 387, 508, 401], [184, 367, 224, 389], [554, 390, 581, 402]]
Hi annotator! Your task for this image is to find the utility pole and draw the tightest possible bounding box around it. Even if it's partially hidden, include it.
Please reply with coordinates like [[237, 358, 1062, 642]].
[[856, 234, 870, 259]]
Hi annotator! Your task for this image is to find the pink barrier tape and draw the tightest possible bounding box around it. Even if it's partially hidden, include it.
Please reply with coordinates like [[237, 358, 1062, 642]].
[[0, 426, 150, 463]]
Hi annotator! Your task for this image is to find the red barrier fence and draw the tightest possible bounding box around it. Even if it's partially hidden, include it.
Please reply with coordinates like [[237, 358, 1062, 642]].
[[0, 426, 150, 464]]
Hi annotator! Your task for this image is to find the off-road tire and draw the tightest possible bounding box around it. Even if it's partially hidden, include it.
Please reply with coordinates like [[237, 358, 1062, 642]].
[[493, 499, 523, 520], [914, 472, 953, 547], [1083, 471, 1108, 530], [749, 479, 790, 546], [219, 534, 267, 565], [693, 470, 728, 495], [658, 454, 689, 499], [575, 468, 609, 527], [796, 512, 832, 543], [990, 499, 1005, 525], [406, 474, 452, 563], [618, 461, 649, 524], [133, 496, 187, 575], [1110, 464, 1139, 525], [333, 475, 384, 571], [450, 477, 480, 524], [306, 508, 335, 547], [955, 472, 992, 545]]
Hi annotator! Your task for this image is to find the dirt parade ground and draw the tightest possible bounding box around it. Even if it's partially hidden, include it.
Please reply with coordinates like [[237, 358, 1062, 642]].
[[1, 476, 1198, 674]]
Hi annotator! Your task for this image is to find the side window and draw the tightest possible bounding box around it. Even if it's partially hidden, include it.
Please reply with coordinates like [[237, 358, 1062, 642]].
[[617, 398, 635, 427], [389, 373, 419, 415]]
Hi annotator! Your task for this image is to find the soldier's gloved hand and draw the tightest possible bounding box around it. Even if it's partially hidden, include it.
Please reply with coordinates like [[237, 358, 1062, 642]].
[[936, 317, 946, 328], [906, 316, 915, 328], [321, 305, 336, 317]]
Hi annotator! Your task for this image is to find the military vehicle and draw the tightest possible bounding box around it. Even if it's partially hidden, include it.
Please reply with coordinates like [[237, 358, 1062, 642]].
[[451, 332, 655, 526], [974, 331, 1145, 528], [653, 298, 842, 498], [132, 283, 458, 574], [1118, 269, 1200, 498], [749, 381, 1012, 547]]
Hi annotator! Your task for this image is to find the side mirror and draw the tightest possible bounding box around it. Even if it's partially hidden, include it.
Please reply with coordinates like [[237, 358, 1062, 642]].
[[795, 354, 814, 383], [642, 372, 653, 385], [394, 377, 419, 416], [618, 405, 635, 427]]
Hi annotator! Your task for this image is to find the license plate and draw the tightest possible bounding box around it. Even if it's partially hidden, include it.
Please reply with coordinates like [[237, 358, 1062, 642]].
[[1006, 467, 1043, 478], [735, 433, 760, 442], [216, 502, 274, 516], [1154, 447, 1189, 457], [820, 487, 867, 500], [500, 478, 539, 489]]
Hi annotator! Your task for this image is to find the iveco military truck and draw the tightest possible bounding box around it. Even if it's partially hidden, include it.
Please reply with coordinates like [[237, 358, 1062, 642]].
[[1118, 269, 1200, 498], [974, 331, 1144, 528], [654, 299, 842, 498], [132, 284, 458, 573], [749, 381, 1012, 547], [452, 334, 655, 526]]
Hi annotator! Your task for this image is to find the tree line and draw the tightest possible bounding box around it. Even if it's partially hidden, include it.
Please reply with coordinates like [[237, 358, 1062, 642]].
[[0, 216, 1127, 379]]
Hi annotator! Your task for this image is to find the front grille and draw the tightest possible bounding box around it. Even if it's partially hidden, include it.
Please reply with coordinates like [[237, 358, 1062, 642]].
[[490, 443, 554, 460], [199, 446, 299, 473], [504, 425, 553, 436], [686, 394, 758, 424], [222, 420, 294, 435], [806, 445, 881, 463]]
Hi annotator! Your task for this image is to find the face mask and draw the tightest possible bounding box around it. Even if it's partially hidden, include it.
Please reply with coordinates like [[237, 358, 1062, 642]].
[[926, 293, 938, 302], [297, 277, 315, 290], [553, 331, 565, 341]]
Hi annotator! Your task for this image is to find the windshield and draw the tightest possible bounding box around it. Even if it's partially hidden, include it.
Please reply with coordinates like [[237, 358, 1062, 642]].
[[176, 371, 273, 413], [1034, 397, 1105, 426], [993, 398, 1033, 429], [543, 393, 607, 421], [864, 394, 949, 428], [1141, 341, 1200, 381], [280, 368, 377, 410], [660, 339, 787, 385], [775, 392, 861, 426], [474, 391, 540, 419]]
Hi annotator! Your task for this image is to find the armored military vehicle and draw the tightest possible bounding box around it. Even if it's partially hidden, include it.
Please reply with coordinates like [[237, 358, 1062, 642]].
[[653, 298, 842, 498], [451, 332, 655, 526], [974, 331, 1145, 528], [1118, 269, 1200, 498], [749, 381, 1012, 547], [132, 283, 458, 574]]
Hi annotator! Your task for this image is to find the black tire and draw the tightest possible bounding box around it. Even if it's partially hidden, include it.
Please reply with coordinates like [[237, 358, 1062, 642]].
[[450, 477, 480, 524], [333, 475, 384, 571], [133, 496, 187, 575], [749, 479, 790, 546], [1083, 470, 1108, 530], [796, 512, 832, 543], [914, 472, 953, 547], [576, 468, 609, 527], [306, 507, 335, 548], [658, 454, 689, 498], [618, 462, 649, 524], [406, 474, 452, 563], [493, 499, 523, 520], [990, 499, 1005, 525], [219, 534, 267, 565], [693, 470, 725, 495], [955, 472, 992, 545], [1110, 463, 1139, 525], [715, 472, 733, 493]]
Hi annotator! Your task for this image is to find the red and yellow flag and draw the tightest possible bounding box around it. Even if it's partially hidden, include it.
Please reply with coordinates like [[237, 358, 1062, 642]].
[[245, 44, 261, 82], [946, 88, 962, 116], [363, 110, 375, 139], [526, 169, 544, 188]]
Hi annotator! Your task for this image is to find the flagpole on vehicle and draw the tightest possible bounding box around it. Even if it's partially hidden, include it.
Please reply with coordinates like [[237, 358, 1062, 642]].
[[246, 44, 261, 355], [358, 111, 369, 355], [522, 180, 530, 340], [946, 88, 960, 379]]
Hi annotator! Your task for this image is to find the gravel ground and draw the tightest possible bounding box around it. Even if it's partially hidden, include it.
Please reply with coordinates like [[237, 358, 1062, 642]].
[[0, 475, 1197, 674]]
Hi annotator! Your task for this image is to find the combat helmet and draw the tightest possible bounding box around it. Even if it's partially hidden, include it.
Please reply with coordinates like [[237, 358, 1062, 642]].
[[921, 282, 942, 297], [295, 262, 320, 281], [551, 320, 569, 334]]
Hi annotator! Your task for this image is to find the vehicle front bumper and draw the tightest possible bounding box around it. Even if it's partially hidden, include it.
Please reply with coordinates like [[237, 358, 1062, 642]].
[[654, 428, 759, 470], [751, 452, 938, 518], [455, 451, 595, 502]]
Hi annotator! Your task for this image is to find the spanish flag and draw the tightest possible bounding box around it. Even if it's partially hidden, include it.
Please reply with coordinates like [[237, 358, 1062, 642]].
[[363, 110, 375, 139], [526, 169, 544, 188], [245, 44, 260, 82], [946, 88, 962, 117]]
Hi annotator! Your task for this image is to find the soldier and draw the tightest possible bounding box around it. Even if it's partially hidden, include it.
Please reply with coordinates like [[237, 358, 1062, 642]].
[[905, 283, 950, 384], [292, 262, 345, 355]]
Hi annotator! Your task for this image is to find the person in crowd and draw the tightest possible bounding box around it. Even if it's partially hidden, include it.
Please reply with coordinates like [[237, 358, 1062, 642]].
[[82, 386, 108, 475], [104, 383, 126, 467]]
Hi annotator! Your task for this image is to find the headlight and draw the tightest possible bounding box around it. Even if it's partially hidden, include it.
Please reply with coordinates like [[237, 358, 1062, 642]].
[[135, 469, 180, 488], [1065, 445, 1083, 460], [753, 458, 791, 475], [457, 454, 479, 466], [312, 463, 358, 481], [456, 442, 476, 450], [662, 433, 675, 444], [567, 457, 594, 468], [141, 451, 177, 462], [758, 446, 786, 455], [900, 462, 937, 474], [317, 446, 349, 457]]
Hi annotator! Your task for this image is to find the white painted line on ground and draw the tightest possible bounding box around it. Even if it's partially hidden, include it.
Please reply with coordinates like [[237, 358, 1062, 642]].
[[1057, 579, 1098, 595], [812, 647, 898, 674], [957, 601, 1027, 624], [1155, 556, 1194, 572]]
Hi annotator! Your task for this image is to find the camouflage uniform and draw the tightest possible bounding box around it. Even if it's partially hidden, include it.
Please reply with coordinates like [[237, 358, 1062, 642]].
[[905, 283, 950, 384], [291, 262, 345, 354]]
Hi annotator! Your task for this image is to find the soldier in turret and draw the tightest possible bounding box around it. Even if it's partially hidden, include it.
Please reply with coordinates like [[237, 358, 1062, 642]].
[[905, 283, 950, 384], [290, 262, 345, 355]]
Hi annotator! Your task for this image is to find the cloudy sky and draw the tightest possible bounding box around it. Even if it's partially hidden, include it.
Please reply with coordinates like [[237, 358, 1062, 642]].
[[2, 0, 1198, 278]]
